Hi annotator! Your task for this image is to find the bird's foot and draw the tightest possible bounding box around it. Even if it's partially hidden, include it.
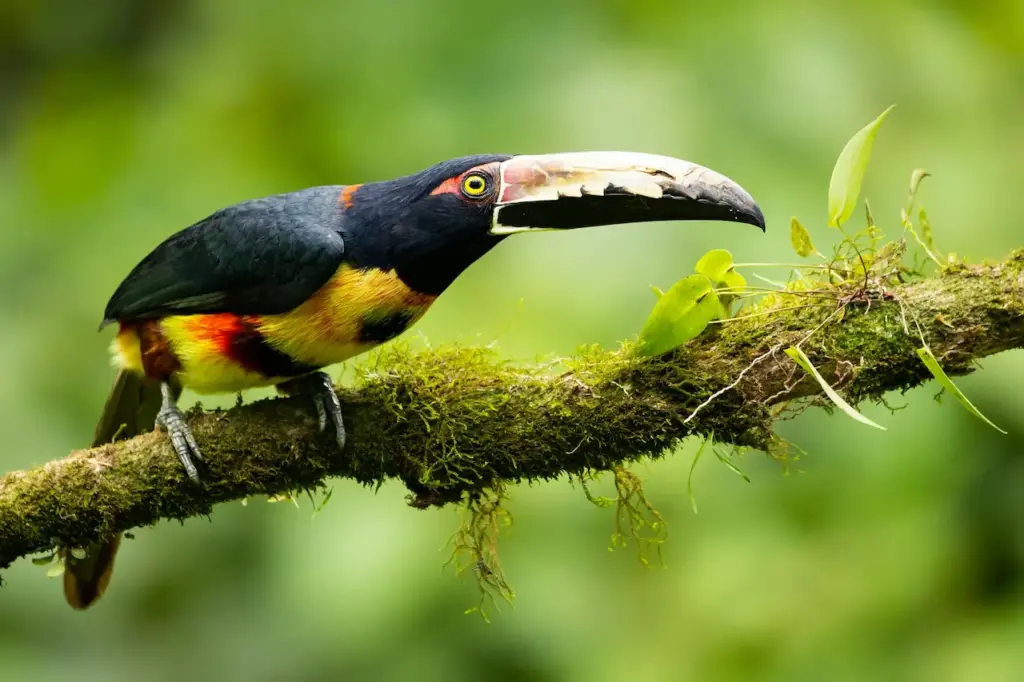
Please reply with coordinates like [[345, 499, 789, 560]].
[[156, 382, 203, 483], [279, 371, 346, 451]]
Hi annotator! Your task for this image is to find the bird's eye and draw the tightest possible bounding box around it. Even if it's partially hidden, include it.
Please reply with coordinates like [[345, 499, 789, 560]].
[[461, 172, 490, 198]]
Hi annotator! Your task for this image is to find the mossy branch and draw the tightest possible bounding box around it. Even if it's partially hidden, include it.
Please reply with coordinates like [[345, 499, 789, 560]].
[[1, 250, 1022, 570]]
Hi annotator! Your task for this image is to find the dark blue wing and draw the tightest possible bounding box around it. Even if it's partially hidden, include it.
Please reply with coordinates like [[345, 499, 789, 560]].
[[103, 186, 347, 323]]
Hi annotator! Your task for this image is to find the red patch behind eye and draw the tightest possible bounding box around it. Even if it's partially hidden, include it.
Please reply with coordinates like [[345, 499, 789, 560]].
[[430, 162, 499, 198], [340, 184, 363, 208], [429, 175, 463, 196]]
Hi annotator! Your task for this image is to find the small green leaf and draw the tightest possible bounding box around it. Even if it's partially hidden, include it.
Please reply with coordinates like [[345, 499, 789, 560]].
[[789, 217, 815, 257], [709, 291, 729, 320], [785, 346, 887, 430], [638, 275, 721, 356], [722, 270, 746, 291], [47, 562, 65, 578], [650, 285, 665, 299], [70, 547, 87, 560], [695, 249, 734, 283], [827, 105, 896, 228], [916, 346, 1006, 434], [696, 248, 746, 298]]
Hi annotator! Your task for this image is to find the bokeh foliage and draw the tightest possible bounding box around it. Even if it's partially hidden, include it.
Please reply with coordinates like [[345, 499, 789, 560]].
[[1, 1, 1022, 680]]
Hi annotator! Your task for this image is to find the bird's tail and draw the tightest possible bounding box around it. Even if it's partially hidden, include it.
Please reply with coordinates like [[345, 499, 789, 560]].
[[63, 368, 166, 609]]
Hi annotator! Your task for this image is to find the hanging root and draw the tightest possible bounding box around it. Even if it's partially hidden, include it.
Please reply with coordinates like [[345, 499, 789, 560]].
[[606, 467, 668, 567], [443, 484, 515, 621]]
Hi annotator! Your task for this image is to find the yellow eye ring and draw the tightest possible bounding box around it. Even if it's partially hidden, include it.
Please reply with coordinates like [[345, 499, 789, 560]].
[[461, 172, 490, 198]]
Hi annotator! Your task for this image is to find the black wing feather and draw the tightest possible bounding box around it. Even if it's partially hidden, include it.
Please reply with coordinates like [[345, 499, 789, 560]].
[[104, 187, 347, 323]]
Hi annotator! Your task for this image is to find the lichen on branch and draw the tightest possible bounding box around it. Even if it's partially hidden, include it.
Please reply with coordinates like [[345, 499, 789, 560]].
[[0, 249, 1021, 587]]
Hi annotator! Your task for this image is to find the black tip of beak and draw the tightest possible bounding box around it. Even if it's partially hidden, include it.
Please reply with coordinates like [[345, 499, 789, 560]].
[[741, 202, 767, 232], [662, 177, 765, 231], [653, 191, 767, 232]]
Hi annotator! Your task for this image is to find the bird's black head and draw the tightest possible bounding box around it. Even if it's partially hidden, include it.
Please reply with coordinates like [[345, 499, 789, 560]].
[[341, 153, 511, 295], [342, 152, 766, 296]]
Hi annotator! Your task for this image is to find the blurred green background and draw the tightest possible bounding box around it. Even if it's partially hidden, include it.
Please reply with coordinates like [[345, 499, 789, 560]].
[[1, 0, 1022, 680]]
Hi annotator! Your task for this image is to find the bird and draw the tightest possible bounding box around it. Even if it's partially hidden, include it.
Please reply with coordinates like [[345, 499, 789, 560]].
[[62, 151, 766, 609]]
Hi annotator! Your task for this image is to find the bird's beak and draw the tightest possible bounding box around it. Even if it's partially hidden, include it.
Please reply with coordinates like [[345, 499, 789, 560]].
[[490, 151, 765, 235]]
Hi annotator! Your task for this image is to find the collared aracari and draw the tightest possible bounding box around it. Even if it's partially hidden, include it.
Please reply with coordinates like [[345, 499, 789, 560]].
[[63, 151, 765, 609]]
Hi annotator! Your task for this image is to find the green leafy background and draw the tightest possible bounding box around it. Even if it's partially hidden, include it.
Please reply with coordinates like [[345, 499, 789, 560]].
[[1, 1, 1022, 680]]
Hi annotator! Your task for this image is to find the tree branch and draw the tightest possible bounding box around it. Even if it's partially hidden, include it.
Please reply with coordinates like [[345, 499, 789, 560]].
[[1, 250, 1022, 569]]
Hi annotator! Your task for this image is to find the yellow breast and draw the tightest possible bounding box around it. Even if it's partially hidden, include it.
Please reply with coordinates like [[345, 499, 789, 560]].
[[112, 265, 437, 394], [255, 264, 437, 368]]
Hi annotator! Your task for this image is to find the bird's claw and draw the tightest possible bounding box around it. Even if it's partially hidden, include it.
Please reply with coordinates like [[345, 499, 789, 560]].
[[279, 371, 346, 452], [309, 372, 346, 451], [315, 397, 327, 431], [156, 402, 203, 483]]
